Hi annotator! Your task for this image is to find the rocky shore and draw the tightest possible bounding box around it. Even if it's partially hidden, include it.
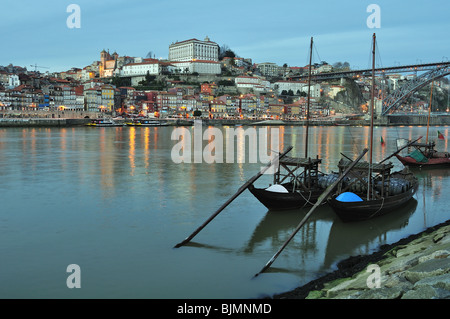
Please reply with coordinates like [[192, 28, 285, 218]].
[[274, 219, 450, 299]]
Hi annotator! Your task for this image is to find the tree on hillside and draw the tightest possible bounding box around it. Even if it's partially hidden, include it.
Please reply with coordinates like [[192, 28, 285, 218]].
[[219, 44, 237, 60], [333, 61, 351, 70], [111, 75, 131, 87]]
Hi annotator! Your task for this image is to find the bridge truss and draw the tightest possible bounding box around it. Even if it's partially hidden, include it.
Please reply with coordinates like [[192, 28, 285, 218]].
[[292, 62, 450, 81], [381, 64, 450, 115], [292, 61, 450, 116]]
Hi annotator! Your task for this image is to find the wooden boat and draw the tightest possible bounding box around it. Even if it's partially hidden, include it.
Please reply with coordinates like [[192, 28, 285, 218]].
[[327, 33, 418, 222], [248, 156, 329, 210], [327, 160, 418, 222], [86, 118, 122, 127], [249, 37, 328, 210], [395, 82, 450, 167], [395, 140, 450, 167]]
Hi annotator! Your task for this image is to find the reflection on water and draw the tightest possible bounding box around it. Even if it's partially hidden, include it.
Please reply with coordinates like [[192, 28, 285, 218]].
[[0, 125, 449, 298], [323, 198, 417, 269], [244, 207, 333, 255]]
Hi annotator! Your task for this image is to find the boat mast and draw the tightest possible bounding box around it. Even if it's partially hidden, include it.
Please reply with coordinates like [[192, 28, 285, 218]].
[[305, 37, 313, 159], [426, 81, 434, 144], [367, 33, 376, 200]]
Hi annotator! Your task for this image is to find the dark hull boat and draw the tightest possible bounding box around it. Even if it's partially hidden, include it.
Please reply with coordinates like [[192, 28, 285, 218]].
[[248, 183, 324, 211], [328, 170, 418, 222], [327, 161, 419, 222], [328, 33, 418, 223], [249, 156, 334, 211], [249, 37, 329, 211]]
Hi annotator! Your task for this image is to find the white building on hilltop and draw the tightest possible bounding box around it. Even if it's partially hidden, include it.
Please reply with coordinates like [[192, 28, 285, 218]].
[[168, 36, 220, 75], [169, 36, 219, 62]]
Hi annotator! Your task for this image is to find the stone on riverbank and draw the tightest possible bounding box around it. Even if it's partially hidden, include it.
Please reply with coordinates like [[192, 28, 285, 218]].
[[312, 224, 450, 299], [275, 221, 450, 299]]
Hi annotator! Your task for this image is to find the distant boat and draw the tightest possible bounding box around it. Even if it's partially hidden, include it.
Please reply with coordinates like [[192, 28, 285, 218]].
[[126, 118, 169, 127], [327, 33, 418, 222], [86, 119, 122, 127], [395, 82, 450, 167], [395, 140, 450, 167], [334, 122, 350, 126], [252, 119, 285, 126]]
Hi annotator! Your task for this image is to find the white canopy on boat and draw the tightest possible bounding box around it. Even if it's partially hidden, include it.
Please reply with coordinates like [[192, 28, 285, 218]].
[[265, 184, 289, 193]]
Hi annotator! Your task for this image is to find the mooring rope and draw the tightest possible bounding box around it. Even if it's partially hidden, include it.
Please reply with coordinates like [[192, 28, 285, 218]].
[[368, 196, 385, 219], [298, 189, 314, 207]]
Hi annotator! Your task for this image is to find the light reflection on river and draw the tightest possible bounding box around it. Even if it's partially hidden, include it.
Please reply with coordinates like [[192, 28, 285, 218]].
[[0, 125, 449, 298]]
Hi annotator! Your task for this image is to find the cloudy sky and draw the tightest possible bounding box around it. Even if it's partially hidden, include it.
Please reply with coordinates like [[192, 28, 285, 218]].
[[1, 0, 449, 72]]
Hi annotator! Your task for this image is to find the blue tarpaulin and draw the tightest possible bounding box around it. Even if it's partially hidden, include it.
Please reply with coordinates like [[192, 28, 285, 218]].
[[336, 192, 363, 202]]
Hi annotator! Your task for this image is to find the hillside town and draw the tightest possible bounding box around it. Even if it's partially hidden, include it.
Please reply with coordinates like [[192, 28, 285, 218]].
[[0, 36, 448, 120]]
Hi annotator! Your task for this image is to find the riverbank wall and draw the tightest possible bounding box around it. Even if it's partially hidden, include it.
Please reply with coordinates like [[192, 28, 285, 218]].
[[387, 114, 450, 126], [274, 219, 450, 299], [1, 113, 450, 127], [0, 118, 91, 127]]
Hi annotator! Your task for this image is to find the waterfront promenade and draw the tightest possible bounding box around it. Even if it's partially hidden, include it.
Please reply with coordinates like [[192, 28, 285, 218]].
[[3, 111, 450, 127]]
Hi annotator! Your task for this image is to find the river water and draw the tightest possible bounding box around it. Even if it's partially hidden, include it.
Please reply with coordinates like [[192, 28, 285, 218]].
[[0, 124, 449, 299]]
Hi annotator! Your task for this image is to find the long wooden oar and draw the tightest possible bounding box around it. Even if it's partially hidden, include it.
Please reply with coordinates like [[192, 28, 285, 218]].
[[254, 147, 369, 277], [174, 146, 293, 248]]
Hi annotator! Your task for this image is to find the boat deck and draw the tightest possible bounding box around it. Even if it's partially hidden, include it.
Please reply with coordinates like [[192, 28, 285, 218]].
[[274, 156, 322, 190], [280, 156, 322, 167], [338, 159, 393, 172]]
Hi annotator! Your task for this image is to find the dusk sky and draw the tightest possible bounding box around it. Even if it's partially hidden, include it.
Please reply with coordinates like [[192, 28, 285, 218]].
[[1, 0, 449, 72]]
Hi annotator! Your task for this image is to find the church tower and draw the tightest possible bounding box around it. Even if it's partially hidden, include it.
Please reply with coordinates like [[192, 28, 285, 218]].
[[101, 49, 108, 65]]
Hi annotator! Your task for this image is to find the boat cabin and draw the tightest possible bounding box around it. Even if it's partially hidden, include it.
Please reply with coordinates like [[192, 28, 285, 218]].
[[335, 159, 394, 200], [408, 141, 436, 156], [273, 156, 322, 191]]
